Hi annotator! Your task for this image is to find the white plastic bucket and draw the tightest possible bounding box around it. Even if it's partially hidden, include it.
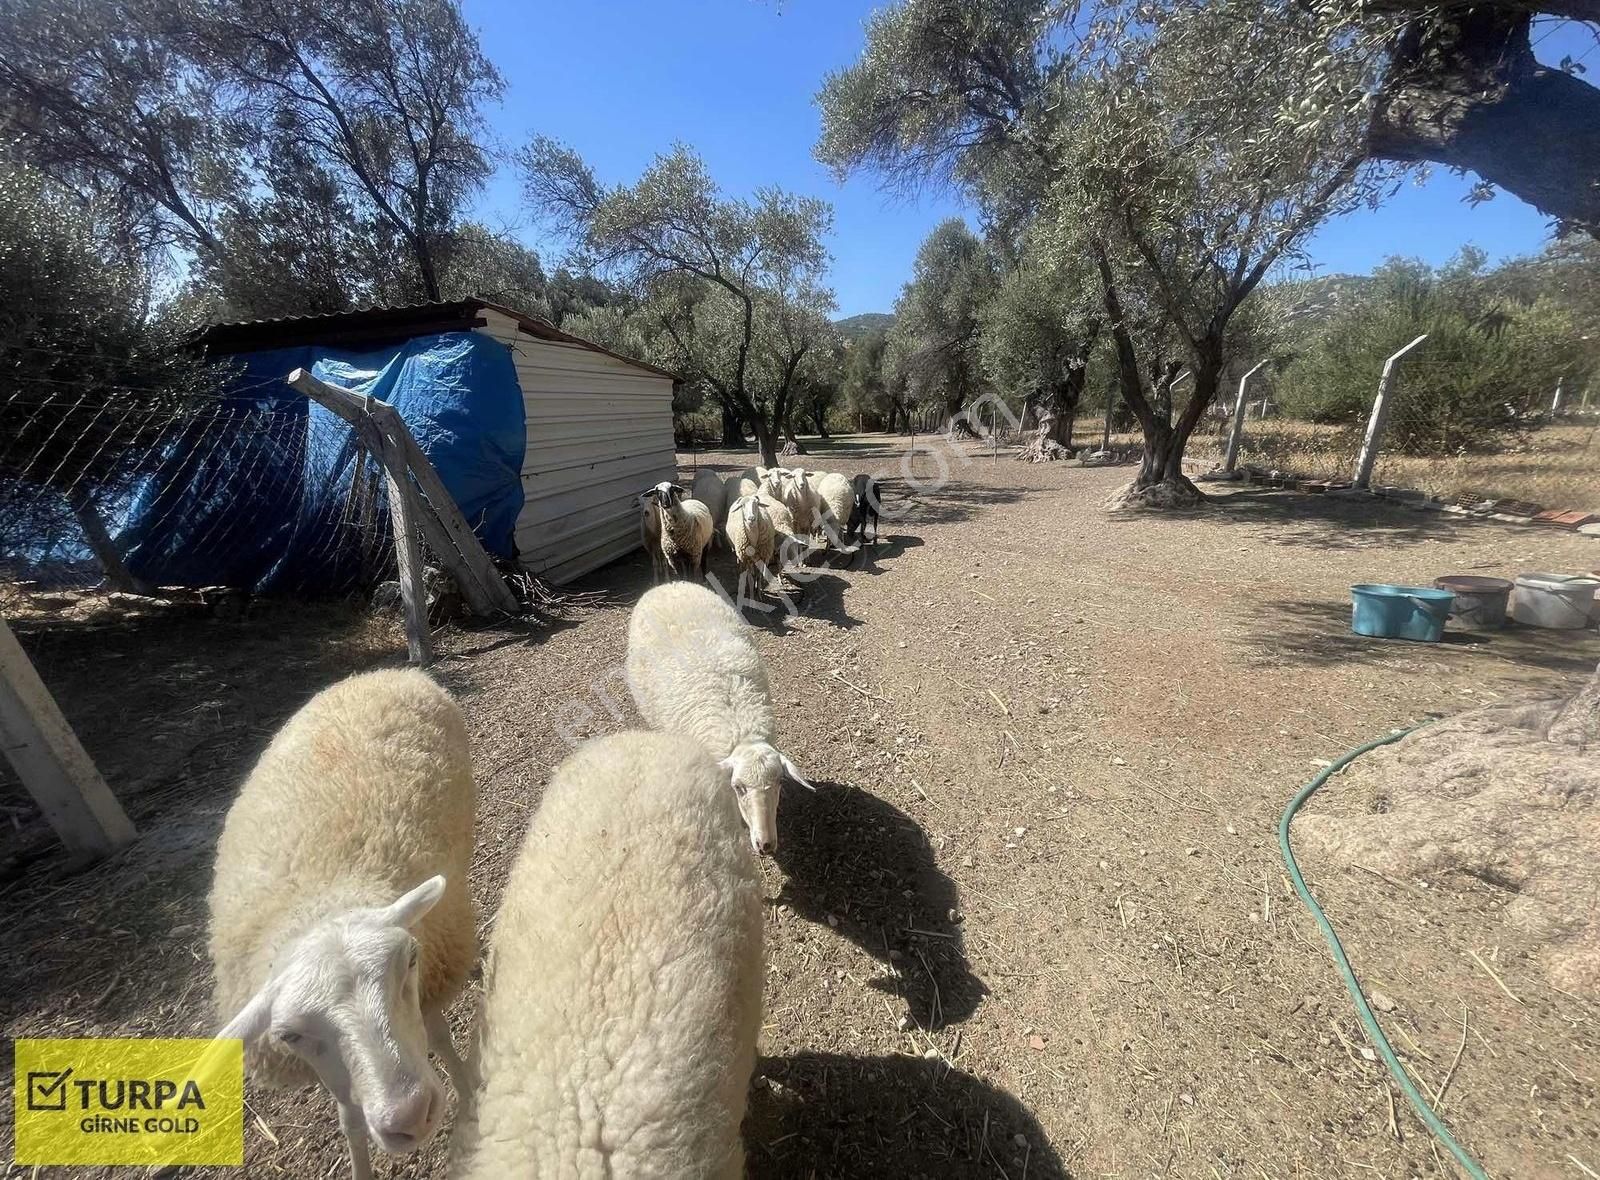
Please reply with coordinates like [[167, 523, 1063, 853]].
[[1511, 573, 1600, 630]]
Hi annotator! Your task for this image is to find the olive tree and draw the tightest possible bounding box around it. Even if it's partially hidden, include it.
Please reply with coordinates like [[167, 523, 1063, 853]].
[[0, 163, 225, 590], [519, 141, 835, 465], [981, 251, 1099, 459], [889, 219, 996, 430], [820, 0, 1392, 504], [0, 0, 503, 305]]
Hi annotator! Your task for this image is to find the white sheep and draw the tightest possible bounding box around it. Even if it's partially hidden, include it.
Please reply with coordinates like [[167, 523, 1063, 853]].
[[760, 466, 818, 535], [449, 731, 763, 1180], [208, 668, 477, 1180], [626, 581, 811, 854], [724, 471, 759, 507], [810, 471, 855, 548], [691, 467, 728, 548], [724, 493, 777, 598], [639, 480, 713, 582]]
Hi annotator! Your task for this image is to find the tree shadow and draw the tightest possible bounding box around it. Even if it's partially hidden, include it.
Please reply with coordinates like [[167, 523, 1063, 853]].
[[746, 1051, 1069, 1178], [897, 482, 1030, 527], [772, 781, 984, 1029], [1240, 595, 1600, 674], [1207, 488, 1528, 551]]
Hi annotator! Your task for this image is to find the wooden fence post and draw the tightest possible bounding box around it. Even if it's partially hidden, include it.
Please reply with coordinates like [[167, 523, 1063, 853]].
[[376, 426, 434, 666], [1354, 335, 1428, 490], [0, 614, 136, 858]]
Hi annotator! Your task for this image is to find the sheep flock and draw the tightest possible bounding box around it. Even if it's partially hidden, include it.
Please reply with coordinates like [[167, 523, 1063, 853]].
[[204, 461, 893, 1177]]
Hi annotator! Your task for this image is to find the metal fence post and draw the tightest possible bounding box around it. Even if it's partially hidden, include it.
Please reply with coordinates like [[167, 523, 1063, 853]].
[[1353, 335, 1428, 490], [1223, 359, 1270, 474]]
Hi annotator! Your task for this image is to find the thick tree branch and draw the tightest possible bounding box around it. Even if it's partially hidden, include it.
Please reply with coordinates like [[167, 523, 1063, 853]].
[[1370, 8, 1600, 234]]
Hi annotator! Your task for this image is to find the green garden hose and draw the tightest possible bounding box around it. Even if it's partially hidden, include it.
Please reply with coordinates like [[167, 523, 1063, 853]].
[[1278, 725, 1490, 1180]]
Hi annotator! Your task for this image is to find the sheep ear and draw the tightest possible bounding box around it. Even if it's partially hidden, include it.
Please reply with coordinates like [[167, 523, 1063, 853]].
[[383, 875, 446, 929], [216, 983, 275, 1045], [779, 754, 814, 791]]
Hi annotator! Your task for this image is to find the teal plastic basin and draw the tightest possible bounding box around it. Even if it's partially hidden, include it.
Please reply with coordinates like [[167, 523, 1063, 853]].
[[1351, 583, 1454, 642]]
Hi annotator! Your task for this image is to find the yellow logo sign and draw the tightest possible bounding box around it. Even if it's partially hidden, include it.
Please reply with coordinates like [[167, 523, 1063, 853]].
[[13, 1038, 244, 1166]]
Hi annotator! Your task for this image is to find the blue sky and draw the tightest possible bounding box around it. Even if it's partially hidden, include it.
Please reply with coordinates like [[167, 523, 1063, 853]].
[[465, 0, 1585, 317]]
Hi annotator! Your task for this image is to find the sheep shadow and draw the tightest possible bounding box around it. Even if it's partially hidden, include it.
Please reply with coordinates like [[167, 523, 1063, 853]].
[[772, 781, 984, 1030], [850, 531, 924, 573], [746, 1051, 1068, 1178]]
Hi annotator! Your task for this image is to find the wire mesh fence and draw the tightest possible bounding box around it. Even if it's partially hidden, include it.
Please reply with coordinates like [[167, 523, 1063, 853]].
[[0, 379, 403, 610], [1066, 361, 1598, 512]]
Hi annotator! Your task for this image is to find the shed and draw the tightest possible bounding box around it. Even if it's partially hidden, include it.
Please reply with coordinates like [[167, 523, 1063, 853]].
[[195, 299, 679, 586]]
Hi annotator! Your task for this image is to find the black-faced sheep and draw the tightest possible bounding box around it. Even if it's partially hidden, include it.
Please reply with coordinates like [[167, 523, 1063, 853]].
[[639, 481, 713, 582]]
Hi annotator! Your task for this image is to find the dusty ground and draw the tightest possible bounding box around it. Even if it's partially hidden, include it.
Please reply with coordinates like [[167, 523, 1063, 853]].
[[3, 434, 1599, 1178]]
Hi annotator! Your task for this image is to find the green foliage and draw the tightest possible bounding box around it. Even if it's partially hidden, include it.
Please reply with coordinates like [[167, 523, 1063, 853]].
[[519, 140, 836, 461], [436, 225, 548, 318], [889, 218, 995, 417], [1, 0, 503, 309], [979, 253, 1094, 409], [1277, 252, 1587, 452], [841, 327, 895, 428], [0, 163, 224, 493]]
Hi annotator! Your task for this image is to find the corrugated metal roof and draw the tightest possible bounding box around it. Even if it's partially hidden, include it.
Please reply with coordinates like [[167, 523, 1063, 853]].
[[197, 297, 679, 382]]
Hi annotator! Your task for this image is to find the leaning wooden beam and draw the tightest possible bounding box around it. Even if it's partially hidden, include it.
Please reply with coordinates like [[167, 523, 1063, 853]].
[[0, 614, 136, 858], [369, 403, 521, 616], [286, 370, 519, 619]]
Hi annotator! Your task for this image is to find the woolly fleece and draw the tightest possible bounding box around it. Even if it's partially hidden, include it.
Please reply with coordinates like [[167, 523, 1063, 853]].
[[449, 731, 762, 1178], [208, 668, 476, 1088]]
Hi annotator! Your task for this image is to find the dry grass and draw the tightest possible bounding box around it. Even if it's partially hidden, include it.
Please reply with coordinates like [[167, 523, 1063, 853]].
[[1064, 415, 1600, 510]]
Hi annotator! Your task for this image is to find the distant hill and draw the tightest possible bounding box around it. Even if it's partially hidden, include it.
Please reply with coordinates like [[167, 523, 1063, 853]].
[[835, 312, 893, 340]]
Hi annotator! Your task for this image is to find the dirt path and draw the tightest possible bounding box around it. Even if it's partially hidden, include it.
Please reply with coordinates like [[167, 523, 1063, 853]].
[[3, 439, 1597, 1178]]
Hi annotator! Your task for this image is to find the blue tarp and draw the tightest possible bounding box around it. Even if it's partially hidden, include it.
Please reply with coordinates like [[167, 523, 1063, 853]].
[[119, 331, 525, 593]]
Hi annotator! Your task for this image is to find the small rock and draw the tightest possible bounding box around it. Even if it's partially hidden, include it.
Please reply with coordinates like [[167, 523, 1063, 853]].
[[898, 1015, 912, 1031], [1013, 1134, 1028, 1148], [1369, 991, 1397, 1013], [1013, 827, 1027, 837], [1225, 824, 1237, 835], [1111, 756, 1126, 766], [961, 854, 975, 868], [1179, 1092, 1195, 1107], [947, 908, 963, 923], [889, 948, 903, 962], [1028, 1035, 1047, 1051], [1185, 847, 1199, 857], [923, 1048, 941, 1060], [825, 913, 839, 928], [1359, 1046, 1377, 1062]]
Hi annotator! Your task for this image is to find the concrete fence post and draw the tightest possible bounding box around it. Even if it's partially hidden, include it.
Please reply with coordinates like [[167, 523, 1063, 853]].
[[1223, 359, 1270, 474], [1353, 335, 1429, 490]]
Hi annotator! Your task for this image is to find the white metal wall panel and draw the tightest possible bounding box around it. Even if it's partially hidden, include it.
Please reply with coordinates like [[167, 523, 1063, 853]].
[[476, 312, 676, 585]]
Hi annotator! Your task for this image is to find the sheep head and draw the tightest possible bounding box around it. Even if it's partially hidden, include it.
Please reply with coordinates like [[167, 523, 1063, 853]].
[[641, 481, 687, 509], [214, 876, 449, 1154], [718, 741, 812, 856]]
